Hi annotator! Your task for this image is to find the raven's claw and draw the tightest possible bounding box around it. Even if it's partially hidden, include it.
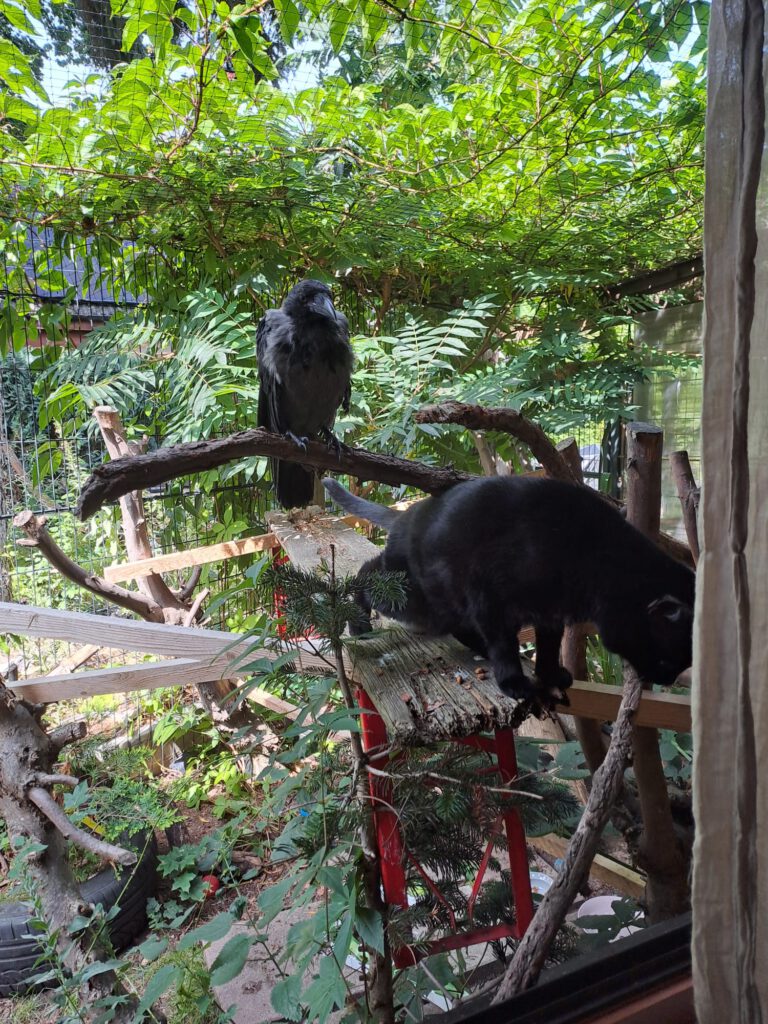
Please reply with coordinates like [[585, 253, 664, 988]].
[[284, 431, 309, 452], [319, 427, 348, 459]]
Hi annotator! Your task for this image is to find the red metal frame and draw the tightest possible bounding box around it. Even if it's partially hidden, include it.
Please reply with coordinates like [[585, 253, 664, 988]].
[[356, 688, 534, 968]]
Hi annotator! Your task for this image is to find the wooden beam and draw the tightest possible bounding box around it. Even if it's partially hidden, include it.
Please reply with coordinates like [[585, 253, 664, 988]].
[[557, 681, 691, 734], [103, 532, 279, 583], [532, 833, 646, 900], [0, 602, 329, 675], [11, 657, 237, 703]]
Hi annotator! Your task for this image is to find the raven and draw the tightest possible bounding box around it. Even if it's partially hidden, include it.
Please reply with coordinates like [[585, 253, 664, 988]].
[[257, 280, 353, 508]]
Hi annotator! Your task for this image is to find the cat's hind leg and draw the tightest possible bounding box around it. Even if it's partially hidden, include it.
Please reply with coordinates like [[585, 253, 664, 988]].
[[534, 625, 572, 706]]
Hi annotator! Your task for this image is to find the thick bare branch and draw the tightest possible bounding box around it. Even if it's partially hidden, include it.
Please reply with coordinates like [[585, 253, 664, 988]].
[[176, 564, 203, 602], [415, 401, 579, 483], [34, 772, 80, 788], [418, 402, 693, 567], [555, 438, 607, 775], [76, 428, 472, 520], [93, 406, 190, 619], [27, 786, 137, 866], [49, 720, 88, 752], [625, 423, 689, 921], [670, 450, 701, 565], [13, 510, 164, 622]]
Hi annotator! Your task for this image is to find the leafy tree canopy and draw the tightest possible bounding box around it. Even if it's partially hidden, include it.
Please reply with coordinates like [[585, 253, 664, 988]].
[[0, 0, 707, 312]]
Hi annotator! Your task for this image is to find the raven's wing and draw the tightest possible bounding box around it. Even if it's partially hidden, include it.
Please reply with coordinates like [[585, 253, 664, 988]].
[[256, 308, 289, 434], [256, 308, 315, 507]]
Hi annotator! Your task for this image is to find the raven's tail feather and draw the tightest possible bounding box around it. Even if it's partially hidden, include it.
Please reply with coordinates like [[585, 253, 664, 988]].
[[273, 458, 316, 509], [322, 478, 401, 531]]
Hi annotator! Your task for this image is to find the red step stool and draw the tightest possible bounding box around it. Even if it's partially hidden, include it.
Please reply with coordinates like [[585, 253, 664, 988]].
[[356, 687, 534, 968]]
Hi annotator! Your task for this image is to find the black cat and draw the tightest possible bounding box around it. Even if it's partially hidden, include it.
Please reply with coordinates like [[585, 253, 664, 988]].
[[323, 476, 695, 707]]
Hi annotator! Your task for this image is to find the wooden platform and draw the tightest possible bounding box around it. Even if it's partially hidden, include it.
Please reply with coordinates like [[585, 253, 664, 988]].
[[347, 628, 530, 745]]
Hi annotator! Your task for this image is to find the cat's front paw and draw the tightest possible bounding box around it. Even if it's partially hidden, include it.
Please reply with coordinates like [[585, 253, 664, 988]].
[[497, 672, 538, 703]]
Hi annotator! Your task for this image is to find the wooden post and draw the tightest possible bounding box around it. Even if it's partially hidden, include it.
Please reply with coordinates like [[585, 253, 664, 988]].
[[625, 422, 690, 921], [555, 438, 608, 775]]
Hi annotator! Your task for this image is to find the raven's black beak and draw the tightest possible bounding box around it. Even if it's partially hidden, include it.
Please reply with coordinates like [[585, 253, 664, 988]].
[[310, 294, 338, 320]]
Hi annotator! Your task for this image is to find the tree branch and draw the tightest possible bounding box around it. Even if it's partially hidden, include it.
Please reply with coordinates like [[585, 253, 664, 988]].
[[49, 720, 88, 753], [34, 773, 80, 788], [75, 429, 472, 520], [414, 402, 579, 483], [492, 670, 645, 999], [27, 787, 137, 866], [13, 510, 164, 622]]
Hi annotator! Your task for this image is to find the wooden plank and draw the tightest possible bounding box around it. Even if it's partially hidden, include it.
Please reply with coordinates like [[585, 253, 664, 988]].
[[103, 532, 278, 582], [347, 628, 531, 745], [44, 643, 102, 676], [556, 681, 691, 734], [11, 655, 304, 714], [0, 602, 330, 676], [532, 833, 646, 900]]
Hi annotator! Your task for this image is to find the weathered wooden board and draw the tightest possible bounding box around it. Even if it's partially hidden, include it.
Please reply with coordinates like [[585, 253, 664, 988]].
[[12, 657, 235, 703], [0, 602, 329, 675], [11, 654, 303, 713], [347, 627, 531, 744]]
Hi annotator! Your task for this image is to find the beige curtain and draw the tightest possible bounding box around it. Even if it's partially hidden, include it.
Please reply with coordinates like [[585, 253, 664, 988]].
[[693, 1, 768, 1021]]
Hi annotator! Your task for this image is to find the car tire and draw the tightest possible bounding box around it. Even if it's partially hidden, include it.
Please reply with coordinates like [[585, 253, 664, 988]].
[[0, 831, 158, 997]]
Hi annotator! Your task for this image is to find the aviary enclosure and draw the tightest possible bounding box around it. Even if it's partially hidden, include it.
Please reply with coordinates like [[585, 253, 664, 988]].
[[0, 1, 716, 1022]]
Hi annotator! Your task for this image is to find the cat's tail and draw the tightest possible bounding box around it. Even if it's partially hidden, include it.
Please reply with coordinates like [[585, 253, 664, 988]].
[[322, 478, 402, 531]]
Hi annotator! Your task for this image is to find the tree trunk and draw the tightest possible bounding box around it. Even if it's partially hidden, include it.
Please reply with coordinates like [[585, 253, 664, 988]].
[[0, 679, 152, 1021], [91, 406, 262, 732]]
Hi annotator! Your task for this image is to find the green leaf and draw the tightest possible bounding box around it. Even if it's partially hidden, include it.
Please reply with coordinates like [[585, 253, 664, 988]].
[[271, 974, 304, 1021], [302, 955, 347, 1021], [209, 932, 253, 987], [79, 959, 124, 981], [329, 3, 354, 53], [354, 907, 384, 955], [178, 911, 236, 950], [137, 936, 168, 962], [275, 0, 300, 43], [132, 964, 183, 1023]]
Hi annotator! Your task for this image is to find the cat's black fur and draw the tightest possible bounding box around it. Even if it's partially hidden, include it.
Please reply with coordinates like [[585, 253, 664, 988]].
[[323, 476, 695, 708]]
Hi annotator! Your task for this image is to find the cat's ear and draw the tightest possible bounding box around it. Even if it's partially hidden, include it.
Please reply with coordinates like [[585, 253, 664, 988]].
[[648, 595, 690, 623]]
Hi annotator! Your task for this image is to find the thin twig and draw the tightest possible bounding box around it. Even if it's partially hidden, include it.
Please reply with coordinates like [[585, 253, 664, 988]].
[[364, 763, 543, 799]]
